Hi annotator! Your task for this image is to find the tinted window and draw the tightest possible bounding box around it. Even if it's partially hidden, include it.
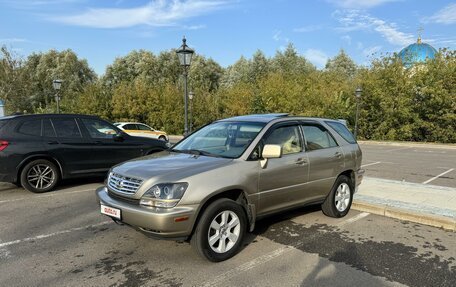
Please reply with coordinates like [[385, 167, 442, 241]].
[[18, 120, 41, 136], [52, 118, 82, 138], [0, 120, 9, 130], [138, 124, 151, 131], [81, 118, 118, 139], [43, 119, 56, 137], [326, 121, 356, 144], [265, 125, 302, 155], [123, 124, 138, 130], [302, 125, 338, 151]]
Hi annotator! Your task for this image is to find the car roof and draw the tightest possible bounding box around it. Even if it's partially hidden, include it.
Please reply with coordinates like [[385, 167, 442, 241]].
[[0, 113, 100, 120], [114, 122, 147, 125], [218, 113, 342, 124]]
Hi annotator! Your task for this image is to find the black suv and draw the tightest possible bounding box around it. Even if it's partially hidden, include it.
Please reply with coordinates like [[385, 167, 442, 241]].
[[0, 114, 168, 193]]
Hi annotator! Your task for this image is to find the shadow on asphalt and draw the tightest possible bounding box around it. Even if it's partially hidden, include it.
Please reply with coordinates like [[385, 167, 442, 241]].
[[0, 176, 104, 194]]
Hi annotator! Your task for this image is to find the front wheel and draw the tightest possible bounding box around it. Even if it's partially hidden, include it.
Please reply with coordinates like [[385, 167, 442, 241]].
[[191, 198, 247, 262], [158, 135, 167, 141], [321, 175, 353, 218], [20, 159, 59, 193]]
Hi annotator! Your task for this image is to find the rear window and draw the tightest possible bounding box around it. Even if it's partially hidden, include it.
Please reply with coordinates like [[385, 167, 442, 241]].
[[51, 118, 82, 138], [18, 120, 41, 136], [326, 121, 356, 144]]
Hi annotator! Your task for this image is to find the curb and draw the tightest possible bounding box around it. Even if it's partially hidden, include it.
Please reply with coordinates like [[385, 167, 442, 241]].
[[352, 200, 456, 231]]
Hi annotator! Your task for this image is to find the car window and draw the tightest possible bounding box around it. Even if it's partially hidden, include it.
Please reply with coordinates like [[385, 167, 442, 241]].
[[138, 124, 151, 131], [43, 119, 56, 137], [18, 120, 41, 136], [0, 120, 8, 130], [123, 124, 137, 130], [81, 118, 118, 139], [52, 118, 82, 138], [325, 121, 356, 144], [173, 121, 265, 159], [265, 125, 302, 155], [302, 125, 338, 151]]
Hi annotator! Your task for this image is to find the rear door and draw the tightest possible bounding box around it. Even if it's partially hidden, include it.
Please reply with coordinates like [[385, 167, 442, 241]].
[[301, 122, 345, 198], [47, 117, 93, 177]]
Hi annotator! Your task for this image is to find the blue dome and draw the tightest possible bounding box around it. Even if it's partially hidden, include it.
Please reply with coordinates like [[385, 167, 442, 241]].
[[398, 40, 437, 68]]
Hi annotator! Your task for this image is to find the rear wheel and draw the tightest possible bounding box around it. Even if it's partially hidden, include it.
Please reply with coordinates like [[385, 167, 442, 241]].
[[191, 198, 246, 262], [321, 175, 353, 218], [20, 159, 59, 193]]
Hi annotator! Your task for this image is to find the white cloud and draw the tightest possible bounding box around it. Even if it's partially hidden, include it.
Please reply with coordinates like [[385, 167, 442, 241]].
[[303, 49, 328, 68], [273, 30, 282, 41], [327, 0, 400, 9], [334, 10, 414, 46], [293, 25, 322, 33], [53, 0, 229, 28], [427, 3, 456, 24]]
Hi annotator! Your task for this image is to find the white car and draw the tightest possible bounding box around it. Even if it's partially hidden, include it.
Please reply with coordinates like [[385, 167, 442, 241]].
[[114, 122, 168, 141]]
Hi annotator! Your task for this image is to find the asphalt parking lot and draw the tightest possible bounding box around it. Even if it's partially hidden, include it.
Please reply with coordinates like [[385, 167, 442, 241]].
[[1, 141, 455, 287], [359, 143, 456, 188]]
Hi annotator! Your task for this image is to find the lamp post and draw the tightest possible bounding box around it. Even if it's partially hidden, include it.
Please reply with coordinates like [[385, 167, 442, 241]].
[[52, 79, 63, 114], [354, 87, 362, 139], [189, 91, 194, 133], [176, 37, 194, 136]]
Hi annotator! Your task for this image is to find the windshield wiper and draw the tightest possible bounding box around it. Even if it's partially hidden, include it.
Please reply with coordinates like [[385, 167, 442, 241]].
[[177, 149, 223, 158]]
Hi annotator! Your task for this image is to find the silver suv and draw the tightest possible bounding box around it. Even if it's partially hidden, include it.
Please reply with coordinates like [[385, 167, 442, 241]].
[[96, 114, 364, 261]]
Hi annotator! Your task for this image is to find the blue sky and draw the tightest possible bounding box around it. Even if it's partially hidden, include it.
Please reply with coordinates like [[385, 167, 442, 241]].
[[1, 0, 455, 75]]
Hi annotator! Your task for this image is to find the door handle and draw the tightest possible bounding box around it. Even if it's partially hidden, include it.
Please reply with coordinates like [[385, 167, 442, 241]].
[[295, 158, 307, 165], [47, 141, 59, 145], [335, 152, 343, 158]]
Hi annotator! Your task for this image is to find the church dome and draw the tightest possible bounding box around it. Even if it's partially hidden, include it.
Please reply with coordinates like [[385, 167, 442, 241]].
[[398, 37, 437, 68]]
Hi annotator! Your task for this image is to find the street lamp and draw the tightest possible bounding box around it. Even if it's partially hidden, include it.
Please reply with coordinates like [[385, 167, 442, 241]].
[[176, 36, 194, 136], [354, 87, 362, 139], [189, 91, 194, 133], [52, 79, 63, 114]]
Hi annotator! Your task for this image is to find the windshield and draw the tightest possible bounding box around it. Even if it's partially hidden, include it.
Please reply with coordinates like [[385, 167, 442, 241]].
[[172, 121, 265, 158]]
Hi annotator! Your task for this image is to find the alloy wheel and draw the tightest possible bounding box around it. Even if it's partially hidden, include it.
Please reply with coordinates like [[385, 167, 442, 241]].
[[27, 164, 56, 190], [208, 210, 241, 253]]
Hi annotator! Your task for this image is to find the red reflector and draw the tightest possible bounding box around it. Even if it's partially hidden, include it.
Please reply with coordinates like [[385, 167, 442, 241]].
[[174, 216, 189, 222], [0, 140, 8, 151]]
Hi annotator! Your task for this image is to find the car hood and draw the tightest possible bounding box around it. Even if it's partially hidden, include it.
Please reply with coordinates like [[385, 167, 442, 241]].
[[112, 151, 233, 182]]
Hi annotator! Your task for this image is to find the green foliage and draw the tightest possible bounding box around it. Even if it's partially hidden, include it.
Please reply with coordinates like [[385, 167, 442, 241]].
[[1, 45, 454, 142]]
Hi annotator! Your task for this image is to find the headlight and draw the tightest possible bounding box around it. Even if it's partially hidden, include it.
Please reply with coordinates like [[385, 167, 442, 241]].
[[140, 183, 188, 208]]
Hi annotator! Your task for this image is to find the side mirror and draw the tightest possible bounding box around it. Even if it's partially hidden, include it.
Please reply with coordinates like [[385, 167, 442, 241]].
[[113, 132, 124, 142], [261, 144, 282, 168]]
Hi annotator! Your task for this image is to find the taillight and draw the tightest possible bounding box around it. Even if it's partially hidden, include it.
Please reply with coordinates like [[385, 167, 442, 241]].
[[0, 140, 8, 151]]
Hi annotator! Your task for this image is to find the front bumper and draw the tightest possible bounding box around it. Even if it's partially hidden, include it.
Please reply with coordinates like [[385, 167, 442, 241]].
[[96, 186, 198, 239]]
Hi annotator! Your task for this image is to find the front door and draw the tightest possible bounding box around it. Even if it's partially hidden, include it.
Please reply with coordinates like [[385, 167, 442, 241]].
[[257, 124, 309, 215]]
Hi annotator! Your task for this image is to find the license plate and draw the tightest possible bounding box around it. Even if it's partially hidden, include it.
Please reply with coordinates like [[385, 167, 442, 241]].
[[100, 204, 121, 220]]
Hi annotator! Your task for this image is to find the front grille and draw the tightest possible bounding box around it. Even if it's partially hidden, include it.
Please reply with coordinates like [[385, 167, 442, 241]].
[[108, 172, 143, 194]]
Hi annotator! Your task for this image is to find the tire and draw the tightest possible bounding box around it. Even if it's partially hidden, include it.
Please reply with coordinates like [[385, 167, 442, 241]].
[[20, 159, 59, 193], [158, 135, 167, 141], [191, 198, 247, 262], [321, 175, 353, 218]]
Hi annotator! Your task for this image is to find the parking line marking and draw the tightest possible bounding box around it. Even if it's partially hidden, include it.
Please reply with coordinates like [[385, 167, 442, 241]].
[[0, 188, 97, 204], [361, 161, 381, 168], [201, 211, 369, 286], [422, 168, 455, 185], [384, 147, 412, 153], [338, 212, 370, 227], [0, 221, 112, 248]]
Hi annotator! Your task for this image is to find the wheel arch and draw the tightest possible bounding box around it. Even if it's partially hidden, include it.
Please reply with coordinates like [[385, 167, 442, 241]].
[[339, 169, 355, 188], [17, 154, 63, 183], [188, 188, 255, 241]]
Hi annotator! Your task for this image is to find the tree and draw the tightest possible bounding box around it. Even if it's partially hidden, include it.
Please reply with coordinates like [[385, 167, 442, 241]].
[[325, 49, 357, 78]]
